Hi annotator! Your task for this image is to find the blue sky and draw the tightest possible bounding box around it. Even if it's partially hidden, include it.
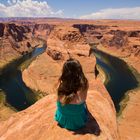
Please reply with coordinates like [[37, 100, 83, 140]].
[[43, 0, 140, 17], [0, 0, 140, 19]]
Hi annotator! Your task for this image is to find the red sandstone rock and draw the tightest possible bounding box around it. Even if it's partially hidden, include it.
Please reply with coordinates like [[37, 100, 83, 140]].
[[46, 48, 63, 60], [47, 25, 90, 56], [118, 90, 140, 140], [0, 22, 54, 68], [0, 79, 119, 140], [22, 53, 62, 95]]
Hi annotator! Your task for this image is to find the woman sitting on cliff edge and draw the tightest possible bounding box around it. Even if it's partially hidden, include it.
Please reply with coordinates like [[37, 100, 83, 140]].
[[55, 58, 89, 130]]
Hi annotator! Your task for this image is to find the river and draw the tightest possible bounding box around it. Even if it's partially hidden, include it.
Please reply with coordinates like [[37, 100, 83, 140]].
[[0, 44, 46, 111], [93, 48, 140, 112]]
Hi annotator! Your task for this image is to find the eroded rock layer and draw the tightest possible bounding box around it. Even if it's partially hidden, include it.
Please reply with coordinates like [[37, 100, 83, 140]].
[[0, 22, 54, 69]]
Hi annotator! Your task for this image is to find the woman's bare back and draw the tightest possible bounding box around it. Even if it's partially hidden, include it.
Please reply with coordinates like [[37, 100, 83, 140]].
[[68, 89, 88, 104]]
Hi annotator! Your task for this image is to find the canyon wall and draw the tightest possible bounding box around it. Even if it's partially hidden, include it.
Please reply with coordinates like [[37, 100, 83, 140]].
[[73, 22, 140, 57], [0, 22, 54, 69], [1, 19, 140, 140]]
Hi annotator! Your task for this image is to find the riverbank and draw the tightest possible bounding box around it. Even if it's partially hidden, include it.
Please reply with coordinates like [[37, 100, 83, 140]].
[[96, 45, 140, 140], [0, 91, 16, 121]]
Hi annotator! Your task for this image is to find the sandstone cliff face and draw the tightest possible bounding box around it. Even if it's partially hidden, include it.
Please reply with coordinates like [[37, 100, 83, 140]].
[[6, 23, 30, 42], [0, 22, 54, 68], [30, 23, 54, 40], [47, 25, 89, 56], [73, 24, 107, 44], [73, 23, 140, 56]]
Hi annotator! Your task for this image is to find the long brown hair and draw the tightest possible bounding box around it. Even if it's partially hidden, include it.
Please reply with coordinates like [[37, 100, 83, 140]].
[[57, 58, 88, 105]]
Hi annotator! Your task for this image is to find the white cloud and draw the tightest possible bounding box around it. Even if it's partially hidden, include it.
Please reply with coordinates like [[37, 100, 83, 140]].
[[80, 7, 140, 19], [0, 0, 63, 17]]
